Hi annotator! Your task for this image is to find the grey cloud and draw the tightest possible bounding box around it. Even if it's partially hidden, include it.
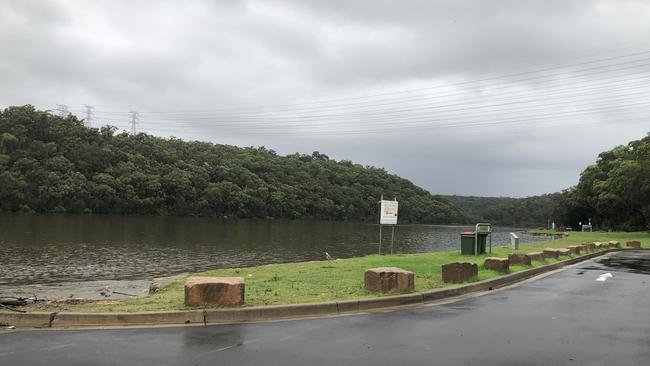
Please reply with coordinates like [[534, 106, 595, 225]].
[[1, 0, 649, 196]]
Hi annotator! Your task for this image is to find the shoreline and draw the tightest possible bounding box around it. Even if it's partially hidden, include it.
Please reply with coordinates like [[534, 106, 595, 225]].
[[2, 248, 644, 329], [4, 231, 646, 315]]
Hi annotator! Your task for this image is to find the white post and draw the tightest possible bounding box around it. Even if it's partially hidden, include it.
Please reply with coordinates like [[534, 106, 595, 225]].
[[378, 195, 383, 255]]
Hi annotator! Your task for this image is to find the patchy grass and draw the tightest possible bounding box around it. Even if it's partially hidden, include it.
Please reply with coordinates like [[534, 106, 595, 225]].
[[22, 231, 649, 313]]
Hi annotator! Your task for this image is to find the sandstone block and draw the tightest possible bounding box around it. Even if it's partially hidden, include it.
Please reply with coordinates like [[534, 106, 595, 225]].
[[508, 253, 531, 265], [567, 245, 581, 254], [484, 257, 509, 272], [543, 248, 559, 259], [626, 240, 641, 249], [608, 240, 621, 248], [364, 267, 414, 292], [557, 248, 571, 256], [527, 252, 544, 261], [441, 262, 478, 283], [184, 276, 245, 306]]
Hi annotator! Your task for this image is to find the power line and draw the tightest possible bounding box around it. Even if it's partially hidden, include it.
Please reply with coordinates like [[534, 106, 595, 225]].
[[74, 47, 650, 138], [134, 79, 650, 125], [88, 49, 650, 117], [91, 56, 650, 128], [135, 102, 650, 136], [137, 49, 650, 115]]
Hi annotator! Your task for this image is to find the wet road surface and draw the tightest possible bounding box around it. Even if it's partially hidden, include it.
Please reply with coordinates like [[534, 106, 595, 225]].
[[1, 250, 649, 366]]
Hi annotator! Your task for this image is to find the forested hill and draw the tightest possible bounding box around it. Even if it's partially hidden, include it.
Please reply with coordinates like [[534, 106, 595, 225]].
[[444, 194, 561, 227], [0, 105, 468, 223], [556, 133, 650, 231]]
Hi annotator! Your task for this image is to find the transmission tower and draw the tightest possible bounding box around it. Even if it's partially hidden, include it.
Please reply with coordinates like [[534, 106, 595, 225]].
[[83, 105, 94, 126], [129, 110, 139, 135], [55, 104, 69, 118]]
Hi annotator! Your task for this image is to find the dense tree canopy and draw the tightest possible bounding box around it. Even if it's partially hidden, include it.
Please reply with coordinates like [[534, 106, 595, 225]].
[[556, 133, 650, 231], [444, 194, 560, 227], [0, 105, 468, 223]]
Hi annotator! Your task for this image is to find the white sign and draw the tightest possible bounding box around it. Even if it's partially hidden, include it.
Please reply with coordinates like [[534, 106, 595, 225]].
[[380, 200, 398, 225], [476, 223, 492, 233]]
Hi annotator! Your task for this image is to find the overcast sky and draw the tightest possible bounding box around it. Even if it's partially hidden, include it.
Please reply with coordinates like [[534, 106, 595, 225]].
[[1, 0, 649, 197]]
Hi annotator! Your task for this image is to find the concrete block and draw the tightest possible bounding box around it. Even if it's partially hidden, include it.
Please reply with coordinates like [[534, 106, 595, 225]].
[[626, 240, 641, 249], [508, 253, 531, 265], [441, 262, 478, 283], [364, 267, 414, 293], [184, 276, 244, 306], [484, 257, 509, 272], [526, 252, 544, 261]]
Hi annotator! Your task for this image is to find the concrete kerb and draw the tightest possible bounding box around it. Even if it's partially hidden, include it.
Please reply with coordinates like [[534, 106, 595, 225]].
[[51, 310, 205, 328], [2, 248, 640, 329], [0, 312, 53, 328], [204, 302, 339, 324]]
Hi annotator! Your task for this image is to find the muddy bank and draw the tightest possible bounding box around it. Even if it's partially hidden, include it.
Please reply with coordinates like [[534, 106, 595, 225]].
[[0, 274, 186, 302]]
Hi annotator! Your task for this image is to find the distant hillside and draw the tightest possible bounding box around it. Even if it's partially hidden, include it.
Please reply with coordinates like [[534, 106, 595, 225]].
[[445, 194, 561, 227], [0, 105, 468, 223]]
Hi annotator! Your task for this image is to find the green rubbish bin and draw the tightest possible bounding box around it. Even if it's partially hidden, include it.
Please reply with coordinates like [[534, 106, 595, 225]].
[[460, 232, 487, 255]]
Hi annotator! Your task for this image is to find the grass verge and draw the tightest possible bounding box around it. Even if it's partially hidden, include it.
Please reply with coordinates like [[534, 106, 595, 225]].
[[22, 231, 649, 313]]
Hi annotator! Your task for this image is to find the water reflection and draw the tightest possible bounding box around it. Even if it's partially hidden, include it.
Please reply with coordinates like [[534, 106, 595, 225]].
[[0, 214, 547, 286]]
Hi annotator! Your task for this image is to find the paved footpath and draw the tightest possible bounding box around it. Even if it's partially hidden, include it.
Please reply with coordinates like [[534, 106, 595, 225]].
[[1, 251, 649, 366]]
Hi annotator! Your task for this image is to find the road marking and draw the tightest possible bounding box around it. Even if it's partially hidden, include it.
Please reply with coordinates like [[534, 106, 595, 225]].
[[596, 273, 613, 282]]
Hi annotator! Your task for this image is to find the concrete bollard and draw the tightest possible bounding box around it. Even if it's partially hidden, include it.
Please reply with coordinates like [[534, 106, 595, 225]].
[[484, 257, 509, 273], [364, 267, 415, 293], [184, 276, 245, 306], [441, 262, 478, 283], [508, 253, 531, 265], [626, 240, 641, 249]]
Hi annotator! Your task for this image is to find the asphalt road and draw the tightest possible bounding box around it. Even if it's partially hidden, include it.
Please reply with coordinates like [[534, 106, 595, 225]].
[[1, 251, 649, 366]]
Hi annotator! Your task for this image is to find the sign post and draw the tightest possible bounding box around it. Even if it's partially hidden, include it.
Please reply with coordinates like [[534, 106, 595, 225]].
[[378, 196, 398, 255]]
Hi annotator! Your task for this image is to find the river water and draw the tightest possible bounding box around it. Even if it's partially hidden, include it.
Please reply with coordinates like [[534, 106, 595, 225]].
[[0, 214, 550, 289]]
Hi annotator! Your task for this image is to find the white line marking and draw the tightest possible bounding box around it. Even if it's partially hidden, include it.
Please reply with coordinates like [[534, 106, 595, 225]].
[[596, 272, 613, 282]]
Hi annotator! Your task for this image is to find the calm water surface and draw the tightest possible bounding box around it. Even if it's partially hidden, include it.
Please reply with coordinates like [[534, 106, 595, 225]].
[[0, 214, 548, 286]]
